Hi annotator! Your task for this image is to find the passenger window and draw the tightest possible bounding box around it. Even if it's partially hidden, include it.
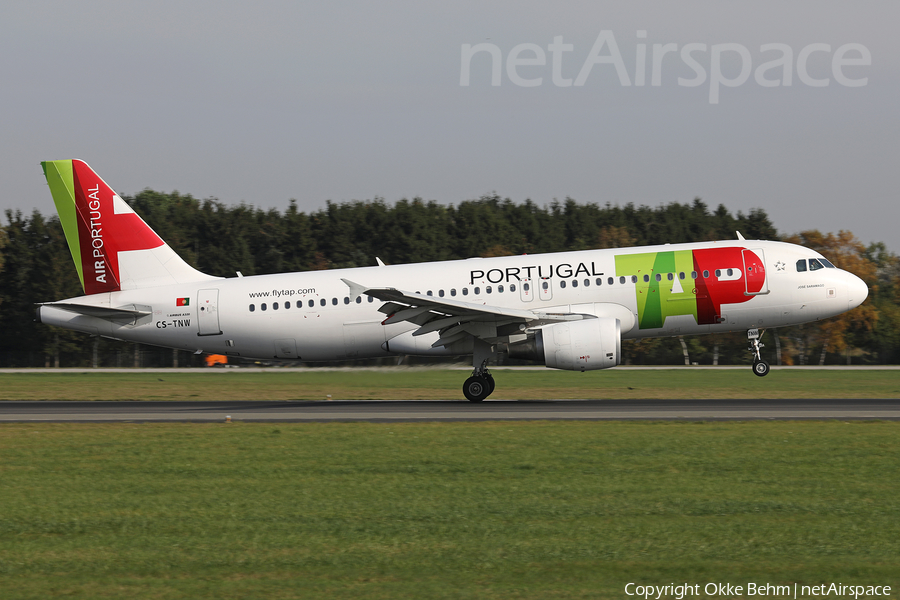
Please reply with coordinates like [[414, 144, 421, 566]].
[[570, 280, 577, 288], [368, 296, 374, 303], [273, 302, 279, 310], [451, 289, 457, 296], [560, 281, 566, 289], [809, 258, 824, 271], [703, 270, 709, 278], [715, 269, 721, 277], [631, 276, 638, 283], [498, 285, 504, 293], [332, 298, 338, 305], [285, 301, 291, 309], [726, 268, 734, 277], [320, 299, 326, 306], [596, 278, 603, 286], [691, 271, 698, 279], [796, 260, 807, 272], [356, 297, 362, 304], [608, 277, 614, 285], [668, 273, 674, 281], [439, 290, 445, 297], [261, 303, 267, 311], [309, 299, 314, 307], [249, 304, 255, 312], [643, 275, 650, 283], [486, 286, 492, 294], [655, 274, 662, 282], [522, 283, 529, 291], [474, 287, 480, 295], [343, 297, 350, 304], [510, 284, 517, 292], [584, 279, 590, 287], [619, 276, 626, 284], [427, 291, 433, 296]]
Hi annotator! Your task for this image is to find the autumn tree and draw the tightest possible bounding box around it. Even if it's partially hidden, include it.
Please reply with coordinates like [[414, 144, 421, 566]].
[[781, 230, 879, 364]]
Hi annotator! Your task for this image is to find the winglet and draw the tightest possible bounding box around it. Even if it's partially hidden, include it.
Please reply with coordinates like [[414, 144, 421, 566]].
[[376, 257, 386, 267], [341, 278, 368, 301], [736, 231, 746, 241]]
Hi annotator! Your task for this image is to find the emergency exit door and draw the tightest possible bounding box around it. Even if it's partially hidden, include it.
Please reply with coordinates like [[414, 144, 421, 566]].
[[197, 289, 222, 336]]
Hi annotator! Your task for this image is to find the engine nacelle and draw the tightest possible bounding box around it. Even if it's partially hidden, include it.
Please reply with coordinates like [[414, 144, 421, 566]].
[[508, 318, 621, 371]]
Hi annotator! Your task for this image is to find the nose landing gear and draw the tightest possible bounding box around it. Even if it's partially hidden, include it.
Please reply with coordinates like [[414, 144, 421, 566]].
[[748, 328, 770, 377]]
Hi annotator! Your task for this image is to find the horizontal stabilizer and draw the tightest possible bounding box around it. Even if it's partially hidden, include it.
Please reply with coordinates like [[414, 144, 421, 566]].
[[38, 302, 151, 320]]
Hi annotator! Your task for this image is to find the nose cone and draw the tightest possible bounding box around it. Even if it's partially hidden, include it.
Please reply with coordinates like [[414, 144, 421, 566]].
[[848, 274, 869, 309]]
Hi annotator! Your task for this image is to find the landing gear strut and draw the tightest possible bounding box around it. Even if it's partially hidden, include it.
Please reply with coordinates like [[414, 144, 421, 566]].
[[463, 339, 496, 401], [748, 328, 770, 377]]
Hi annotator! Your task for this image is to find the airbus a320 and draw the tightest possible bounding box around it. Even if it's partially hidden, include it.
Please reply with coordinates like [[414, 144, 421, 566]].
[[36, 160, 869, 401]]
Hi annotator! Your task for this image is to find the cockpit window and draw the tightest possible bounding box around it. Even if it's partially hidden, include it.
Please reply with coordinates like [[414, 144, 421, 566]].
[[820, 258, 836, 268], [796, 259, 807, 272], [808, 258, 825, 271]]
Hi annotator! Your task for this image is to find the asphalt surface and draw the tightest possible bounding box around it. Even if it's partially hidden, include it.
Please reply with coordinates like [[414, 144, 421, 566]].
[[1, 398, 899, 422]]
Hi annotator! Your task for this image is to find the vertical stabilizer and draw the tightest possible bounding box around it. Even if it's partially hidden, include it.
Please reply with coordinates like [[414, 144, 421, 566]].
[[41, 159, 219, 293]]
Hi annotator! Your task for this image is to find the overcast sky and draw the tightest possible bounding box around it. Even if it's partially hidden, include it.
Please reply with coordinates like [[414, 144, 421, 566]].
[[2, 1, 897, 252]]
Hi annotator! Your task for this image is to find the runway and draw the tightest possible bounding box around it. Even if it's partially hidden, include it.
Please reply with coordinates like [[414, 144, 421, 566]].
[[2, 398, 899, 422]]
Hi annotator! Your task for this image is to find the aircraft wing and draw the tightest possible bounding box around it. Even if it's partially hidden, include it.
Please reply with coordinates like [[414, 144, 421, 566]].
[[343, 279, 591, 348]]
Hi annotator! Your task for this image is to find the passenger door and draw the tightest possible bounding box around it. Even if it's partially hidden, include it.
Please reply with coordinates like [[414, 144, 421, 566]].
[[742, 249, 769, 295]]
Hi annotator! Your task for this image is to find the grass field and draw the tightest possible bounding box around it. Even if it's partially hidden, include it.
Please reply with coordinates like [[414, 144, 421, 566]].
[[1, 420, 899, 599], [0, 368, 898, 401]]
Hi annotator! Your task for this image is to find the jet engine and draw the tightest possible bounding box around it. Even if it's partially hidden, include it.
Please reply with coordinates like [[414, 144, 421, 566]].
[[507, 318, 621, 371]]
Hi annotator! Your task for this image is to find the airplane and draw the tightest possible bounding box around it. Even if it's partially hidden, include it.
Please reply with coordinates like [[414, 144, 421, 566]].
[[36, 159, 869, 401]]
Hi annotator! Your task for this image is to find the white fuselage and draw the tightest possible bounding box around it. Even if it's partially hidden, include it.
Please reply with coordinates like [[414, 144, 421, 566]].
[[39, 239, 867, 362]]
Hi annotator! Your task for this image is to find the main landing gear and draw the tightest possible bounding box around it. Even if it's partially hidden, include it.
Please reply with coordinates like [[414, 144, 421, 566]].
[[463, 368, 494, 402], [748, 328, 770, 377], [463, 338, 496, 402]]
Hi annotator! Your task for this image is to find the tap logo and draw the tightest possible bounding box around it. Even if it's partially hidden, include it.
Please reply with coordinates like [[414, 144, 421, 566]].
[[616, 247, 765, 329], [42, 160, 164, 295]]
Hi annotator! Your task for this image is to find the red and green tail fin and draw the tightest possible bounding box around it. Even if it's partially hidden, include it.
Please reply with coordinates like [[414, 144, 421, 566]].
[[41, 159, 217, 294]]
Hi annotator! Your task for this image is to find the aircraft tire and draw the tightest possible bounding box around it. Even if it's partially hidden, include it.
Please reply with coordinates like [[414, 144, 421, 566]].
[[753, 360, 770, 377], [485, 374, 495, 396], [463, 376, 490, 402]]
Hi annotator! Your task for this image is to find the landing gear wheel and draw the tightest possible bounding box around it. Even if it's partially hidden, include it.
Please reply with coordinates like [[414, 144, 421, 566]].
[[753, 360, 770, 377], [484, 374, 495, 395], [463, 376, 490, 402]]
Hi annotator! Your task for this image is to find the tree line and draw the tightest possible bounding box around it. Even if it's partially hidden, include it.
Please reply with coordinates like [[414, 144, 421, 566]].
[[0, 192, 897, 367]]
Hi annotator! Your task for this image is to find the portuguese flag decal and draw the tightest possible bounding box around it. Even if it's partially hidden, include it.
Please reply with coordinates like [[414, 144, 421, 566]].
[[176, 297, 190, 307]]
